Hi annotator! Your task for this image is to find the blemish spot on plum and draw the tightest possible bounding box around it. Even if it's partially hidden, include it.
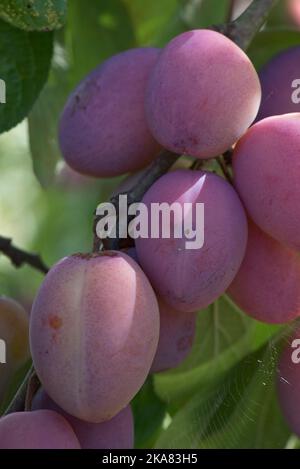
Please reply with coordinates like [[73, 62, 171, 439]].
[[48, 315, 62, 330]]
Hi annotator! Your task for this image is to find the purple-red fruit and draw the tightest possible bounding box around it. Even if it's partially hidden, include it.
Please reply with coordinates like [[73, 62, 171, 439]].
[[233, 114, 300, 251], [32, 389, 134, 449], [0, 410, 80, 449], [256, 47, 300, 121], [30, 252, 160, 423], [135, 169, 248, 312], [228, 222, 300, 324], [277, 329, 300, 436], [59, 48, 161, 177], [145, 29, 261, 159], [151, 299, 196, 373]]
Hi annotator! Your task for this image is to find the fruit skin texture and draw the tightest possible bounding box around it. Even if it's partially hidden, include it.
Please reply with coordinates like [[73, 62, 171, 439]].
[[0, 410, 81, 449], [151, 298, 196, 373], [256, 47, 300, 121], [233, 114, 300, 251], [277, 329, 300, 436], [228, 222, 300, 324], [124, 248, 197, 372], [32, 389, 134, 449], [145, 29, 261, 159], [30, 252, 160, 423], [135, 169, 248, 312], [0, 297, 30, 402], [59, 48, 161, 177]]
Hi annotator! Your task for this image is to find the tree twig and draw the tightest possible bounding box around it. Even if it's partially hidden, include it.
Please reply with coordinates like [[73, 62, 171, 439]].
[[93, 149, 179, 251], [215, 0, 278, 50], [0, 236, 49, 274]]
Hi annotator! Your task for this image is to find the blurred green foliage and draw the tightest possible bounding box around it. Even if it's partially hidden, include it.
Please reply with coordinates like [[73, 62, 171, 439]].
[[0, 0, 300, 449]]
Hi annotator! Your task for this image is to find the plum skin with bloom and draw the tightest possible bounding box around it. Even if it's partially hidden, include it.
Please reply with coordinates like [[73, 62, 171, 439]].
[[145, 29, 261, 159], [135, 169, 248, 312], [0, 410, 81, 449], [228, 221, 300, 324], [233, 114, 300, 251], [151, 298, 197, 373], [30, 251, 160, 423], [32, 389, 134, 449], [59, 48, 161, 177]]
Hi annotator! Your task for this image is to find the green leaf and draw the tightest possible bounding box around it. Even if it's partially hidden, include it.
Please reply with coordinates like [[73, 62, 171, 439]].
[[248, 29, 300, 70], [0, 19, 53, 133], [155, 341, 291, 449], [183, 0, 230, 28], [28, 40, 69, 187], [67, 0, 136, 85], [154, 296, 279, 404], [124, 0, 230, 48], [131, 377, 167, 449], [0, 0, 66, 31], [124, 0, 182, 46], [266, 0, 290, 28]]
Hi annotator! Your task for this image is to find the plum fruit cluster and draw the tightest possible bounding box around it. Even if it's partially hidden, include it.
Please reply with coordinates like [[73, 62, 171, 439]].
[[2, 26, 300, 448]]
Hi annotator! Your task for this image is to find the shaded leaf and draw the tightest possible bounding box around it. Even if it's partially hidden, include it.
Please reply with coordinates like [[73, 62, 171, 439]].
[[67, 0, 136, 85], [28, 41, 69, 187], [0, 19, 53, 133], [132, 377, 167, 449]]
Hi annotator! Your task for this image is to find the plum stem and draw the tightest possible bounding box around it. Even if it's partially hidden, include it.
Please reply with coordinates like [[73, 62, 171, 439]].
[[93, 149, 180, 252], [0, 236, 49, 274]]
